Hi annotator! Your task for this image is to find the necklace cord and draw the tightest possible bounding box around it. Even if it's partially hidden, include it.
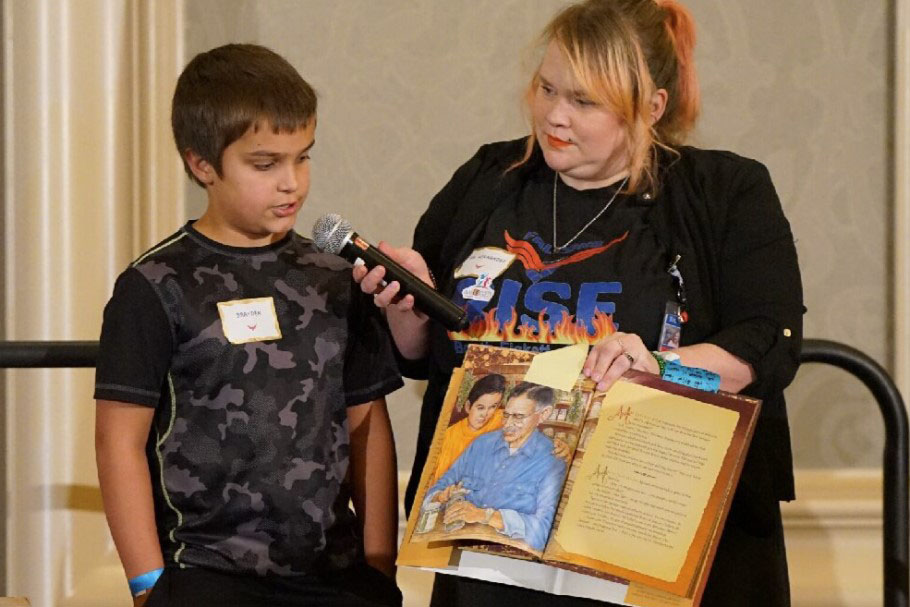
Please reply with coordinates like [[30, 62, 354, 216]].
[[552, 172, 629, 251]]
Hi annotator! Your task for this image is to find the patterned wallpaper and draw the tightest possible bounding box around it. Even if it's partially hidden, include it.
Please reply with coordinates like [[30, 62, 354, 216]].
[[687, 0, 890, 468], [184, 0, 890, 469]]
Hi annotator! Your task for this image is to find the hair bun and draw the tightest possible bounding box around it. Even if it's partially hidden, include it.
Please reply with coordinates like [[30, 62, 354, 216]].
[[658, 0, 700, 134]]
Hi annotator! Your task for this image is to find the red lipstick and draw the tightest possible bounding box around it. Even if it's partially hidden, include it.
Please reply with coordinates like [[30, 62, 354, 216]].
[[546, 134, 572, 149]]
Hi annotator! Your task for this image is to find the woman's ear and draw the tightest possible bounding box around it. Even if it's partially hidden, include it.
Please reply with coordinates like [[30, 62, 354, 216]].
[[650, 88, 668, 125], [184, 149, 216, 186]]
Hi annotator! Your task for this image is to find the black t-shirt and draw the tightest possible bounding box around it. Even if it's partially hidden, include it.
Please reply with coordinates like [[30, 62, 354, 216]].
[[94, 222, 403, 576], [405, 139, 804, 521], [447, 166, 676, 359]]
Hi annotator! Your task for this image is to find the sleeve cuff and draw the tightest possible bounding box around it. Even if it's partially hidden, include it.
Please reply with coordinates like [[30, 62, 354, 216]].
[[703, 320, 776, 371], [393, 346, 429, 380], [497, 509, 525, 539], [93, 383, 160, 407], [344, 374, 404, 407]]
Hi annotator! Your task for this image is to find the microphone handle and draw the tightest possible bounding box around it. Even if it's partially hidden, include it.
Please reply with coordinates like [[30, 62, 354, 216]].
[[342, 234, 469, 332]]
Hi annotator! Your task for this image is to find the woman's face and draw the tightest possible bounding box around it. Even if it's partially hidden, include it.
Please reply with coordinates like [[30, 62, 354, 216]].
[[465, 392, 502, 431], [532, 41, 630, 190]]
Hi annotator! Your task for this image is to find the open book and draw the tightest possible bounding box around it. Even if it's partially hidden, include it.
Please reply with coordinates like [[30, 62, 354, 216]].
[[398, 344, 760, 606]]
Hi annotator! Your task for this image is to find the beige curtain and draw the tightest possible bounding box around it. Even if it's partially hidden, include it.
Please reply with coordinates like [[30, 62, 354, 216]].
[[897, 0, 910, 397], [2, 1, 183, 605]]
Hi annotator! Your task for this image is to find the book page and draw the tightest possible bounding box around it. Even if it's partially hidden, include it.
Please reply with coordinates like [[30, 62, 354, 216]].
[[425, 550, 634, 603], [421, 551, 693, 606], [624, 583, 693, 607], [404, 344, 592, 559], [525, 342, 588, 392], [554, 381, 739, 583], [397, 367, 466, 569]]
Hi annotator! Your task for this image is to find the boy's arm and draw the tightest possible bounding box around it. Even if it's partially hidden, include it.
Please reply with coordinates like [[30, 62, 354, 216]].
[[95, 399, 164, 593], [347, 398, 398, 578]]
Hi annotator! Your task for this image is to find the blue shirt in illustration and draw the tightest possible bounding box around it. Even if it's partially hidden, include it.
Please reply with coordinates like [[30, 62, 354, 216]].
[[425, 429, 566, 552]]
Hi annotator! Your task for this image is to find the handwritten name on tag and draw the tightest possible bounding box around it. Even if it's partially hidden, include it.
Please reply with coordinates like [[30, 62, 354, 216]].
[[217, 297, 282, 344], [454, 247, 515, 279]]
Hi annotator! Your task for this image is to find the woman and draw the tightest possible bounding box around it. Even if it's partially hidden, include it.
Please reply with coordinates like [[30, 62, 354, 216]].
[[356, 1, 803, 605]]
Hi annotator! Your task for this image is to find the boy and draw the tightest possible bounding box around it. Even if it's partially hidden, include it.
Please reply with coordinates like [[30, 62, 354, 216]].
[[94, 44, 403, 607], [430, 373, 505, 482]]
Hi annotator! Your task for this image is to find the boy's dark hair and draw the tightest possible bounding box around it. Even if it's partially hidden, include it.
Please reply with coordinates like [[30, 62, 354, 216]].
[[465, 373, 506, 409], [172, 43, 317, 187]]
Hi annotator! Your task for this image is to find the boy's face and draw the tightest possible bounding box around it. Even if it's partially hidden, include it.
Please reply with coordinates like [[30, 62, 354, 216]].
[[465, 392, 501, 431], [193, 118, 316, 247]]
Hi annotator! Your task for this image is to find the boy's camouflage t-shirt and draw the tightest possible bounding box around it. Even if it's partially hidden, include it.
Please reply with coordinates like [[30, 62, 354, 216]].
[[95, 223, 403, 576]]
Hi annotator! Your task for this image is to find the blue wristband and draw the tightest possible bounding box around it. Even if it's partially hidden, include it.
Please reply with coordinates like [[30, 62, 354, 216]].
[[128, 568, 164, 597], [660, 362, 721, 393]]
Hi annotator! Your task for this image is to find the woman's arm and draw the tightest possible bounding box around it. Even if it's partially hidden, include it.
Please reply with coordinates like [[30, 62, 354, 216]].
[[348, 398, 399, 577], [673, 343, 756, 393], [582, 332, 755, 393], [95, 399, 163, 605], [582, 157, 802, 396], [700, 159, 804, 396]]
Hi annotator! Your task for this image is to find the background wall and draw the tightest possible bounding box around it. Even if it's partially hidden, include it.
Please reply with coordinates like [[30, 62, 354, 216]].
[[184, 0, 891, 471], [0, 0, 898, 605]]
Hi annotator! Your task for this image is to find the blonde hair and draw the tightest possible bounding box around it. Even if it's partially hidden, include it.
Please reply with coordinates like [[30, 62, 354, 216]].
[[513, 0, 700, 194]]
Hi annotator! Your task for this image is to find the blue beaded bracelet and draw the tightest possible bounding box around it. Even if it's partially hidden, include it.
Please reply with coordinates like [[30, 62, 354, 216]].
[[660, 361, 721, 393], [128, 568, 164, 597]]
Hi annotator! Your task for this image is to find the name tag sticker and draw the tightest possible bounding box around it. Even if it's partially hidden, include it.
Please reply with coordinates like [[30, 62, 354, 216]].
[[454, 247, 515, 280], [217, 297, 282, 344]]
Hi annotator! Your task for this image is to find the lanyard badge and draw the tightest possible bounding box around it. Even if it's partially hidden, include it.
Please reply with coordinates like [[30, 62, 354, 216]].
[[658, 255, 687, 351], [658, 301, 683, 351]]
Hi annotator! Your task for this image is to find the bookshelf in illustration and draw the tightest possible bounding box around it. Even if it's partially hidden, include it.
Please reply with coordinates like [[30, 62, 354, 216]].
[[548, 389, 604, 534]]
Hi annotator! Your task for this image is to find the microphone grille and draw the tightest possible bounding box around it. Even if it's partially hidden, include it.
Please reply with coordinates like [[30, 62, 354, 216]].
[[312, 213, 352, 255]]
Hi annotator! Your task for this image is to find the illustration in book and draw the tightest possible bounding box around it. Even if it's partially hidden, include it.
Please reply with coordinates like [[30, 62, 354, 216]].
[[400, 344, 761, 606]]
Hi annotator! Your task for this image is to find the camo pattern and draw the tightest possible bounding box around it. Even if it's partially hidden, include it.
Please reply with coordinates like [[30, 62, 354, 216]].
[[95, 223, 402, 576]]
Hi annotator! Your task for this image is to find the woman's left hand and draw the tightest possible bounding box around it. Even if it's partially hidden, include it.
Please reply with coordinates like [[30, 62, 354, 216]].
[[584, 331, 660, 391]]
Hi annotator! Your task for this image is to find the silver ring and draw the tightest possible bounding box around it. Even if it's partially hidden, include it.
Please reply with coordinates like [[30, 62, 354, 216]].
[[623, 352, 635, 365]]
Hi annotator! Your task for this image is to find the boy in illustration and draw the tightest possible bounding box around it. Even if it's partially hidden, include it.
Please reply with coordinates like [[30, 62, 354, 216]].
[[94, 44, 403, 607], [431, 373, 506, 482], [424, 382, 566, 552]]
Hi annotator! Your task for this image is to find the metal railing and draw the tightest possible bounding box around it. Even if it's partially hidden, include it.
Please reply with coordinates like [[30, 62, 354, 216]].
[[0, 338, 905, 605], [800, 338, 909, 607], [0, 341, 97, 368]]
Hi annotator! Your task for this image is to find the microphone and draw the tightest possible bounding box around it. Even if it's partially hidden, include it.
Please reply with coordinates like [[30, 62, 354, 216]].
[[312, 213, 469, 331]]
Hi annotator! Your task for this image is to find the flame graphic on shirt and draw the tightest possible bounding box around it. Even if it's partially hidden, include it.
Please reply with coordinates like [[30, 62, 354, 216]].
[[450, 308, 616, 344]]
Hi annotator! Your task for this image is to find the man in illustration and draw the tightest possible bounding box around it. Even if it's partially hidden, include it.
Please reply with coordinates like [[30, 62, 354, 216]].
[[424, 381, 566, 552], [431, 373, 506, 482]]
